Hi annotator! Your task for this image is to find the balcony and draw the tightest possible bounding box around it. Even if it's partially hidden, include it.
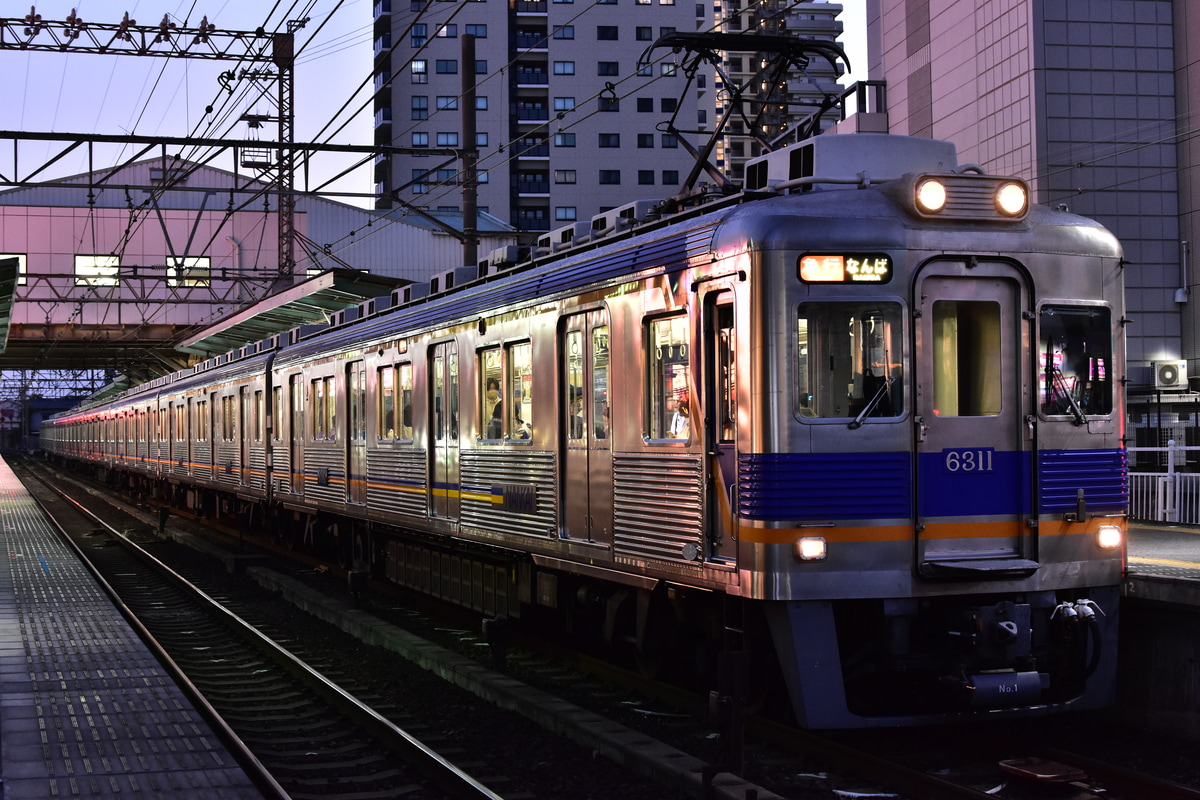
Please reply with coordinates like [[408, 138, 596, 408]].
[[516, 69, 548, 86], [514, 139, 550, 158], [515, 33, 547, 50], [374, 0, 391, 19], [515, 179, 550, 194], [515, 107, 550, 121], [514, 1, 547, 13]]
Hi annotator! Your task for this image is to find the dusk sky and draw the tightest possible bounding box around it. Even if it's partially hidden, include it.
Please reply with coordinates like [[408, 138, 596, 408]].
[[2, 1, 866, 206]]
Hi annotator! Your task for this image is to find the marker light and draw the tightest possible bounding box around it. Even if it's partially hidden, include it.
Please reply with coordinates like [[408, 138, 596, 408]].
[[795, 537, 828, 561], [996, 182, 1028, 216], [1097, 525, 1123, 550], [915, 179, 947, 213]]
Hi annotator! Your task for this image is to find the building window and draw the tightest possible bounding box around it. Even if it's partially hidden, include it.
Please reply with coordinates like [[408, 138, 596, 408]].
[[661, 97, 677, 112], [662, 170, 679, 184], [638, 133, 654, 148], [436, 96, 458, 110], [554, 96, 575, 111], [412, 169, 430, 193], [637, 97, 653, 112], [437, 132, 459, 146], [435, 59, 457, 73], [597, 25, 618, 40], [598, 61, 619, 76], [0, 254, 27, 286], [476, 132, 488, 146], [598, 97, 619, 112], [661, 62, 677, 76], [411, 23, 427, 47], [556, 207, 577, 221], [465, 24, 487, 37], [661, 133, 678, 148], [599, 170, 620, 184], [412, 96, 428, 119], [411, 60, 428, 83], [554, 133, 576, 147], [437, 23, 457, 37], [412, 132, 429, 147], [475, 60, 487, 74], [638, 170, 655, 185], [75, 255, 119, 287], [553, 25, 574, 38], [636, 26, 653, 40], [554, 169, 577, 183], [554, 61, 575, 75], [599, 133, 620, 147], [476, 96, 488, 110]]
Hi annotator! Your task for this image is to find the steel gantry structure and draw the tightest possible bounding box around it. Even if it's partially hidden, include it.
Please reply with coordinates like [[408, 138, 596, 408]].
[[0, 8, 302, 279]]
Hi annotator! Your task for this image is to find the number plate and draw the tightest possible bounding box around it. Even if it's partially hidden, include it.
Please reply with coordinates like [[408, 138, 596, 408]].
[[943, 447, 995, 473]]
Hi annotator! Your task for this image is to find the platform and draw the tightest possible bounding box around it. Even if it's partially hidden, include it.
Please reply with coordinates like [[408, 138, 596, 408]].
[[0, 456, 268, 799]]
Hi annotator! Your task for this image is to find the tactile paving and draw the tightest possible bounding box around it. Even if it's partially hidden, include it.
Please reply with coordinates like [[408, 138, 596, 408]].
[[0, 457, 266, 798]]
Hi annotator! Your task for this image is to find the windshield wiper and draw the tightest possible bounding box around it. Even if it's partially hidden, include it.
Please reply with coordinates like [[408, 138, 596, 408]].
[[848, 376, 894, 430]]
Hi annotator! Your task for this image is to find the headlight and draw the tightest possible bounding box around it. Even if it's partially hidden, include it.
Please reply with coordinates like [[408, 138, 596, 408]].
[[1097, 525, 1123, 549], [795, 537, 827, 561], [996, 182, 1028, 216], [915, 179, 947, 213]]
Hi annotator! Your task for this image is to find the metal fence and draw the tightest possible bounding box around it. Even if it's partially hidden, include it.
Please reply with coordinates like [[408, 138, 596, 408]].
[[1128, 442, 1200, 524]]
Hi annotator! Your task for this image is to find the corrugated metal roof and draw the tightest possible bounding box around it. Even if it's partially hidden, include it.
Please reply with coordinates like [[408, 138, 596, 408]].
[[176, 268, 408, 357]]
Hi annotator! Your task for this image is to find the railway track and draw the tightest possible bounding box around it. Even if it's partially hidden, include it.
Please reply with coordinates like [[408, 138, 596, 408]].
[[17, 460, 507, 800], [21, 457, 1200, 800]]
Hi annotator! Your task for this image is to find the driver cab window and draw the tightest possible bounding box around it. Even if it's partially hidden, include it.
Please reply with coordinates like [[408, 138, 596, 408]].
[[797, 303, 903, 419], [1040, 305, 1112, 416]]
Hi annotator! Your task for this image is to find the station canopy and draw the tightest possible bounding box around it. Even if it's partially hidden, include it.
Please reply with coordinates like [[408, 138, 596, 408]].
[[176, 268, 409, 358]]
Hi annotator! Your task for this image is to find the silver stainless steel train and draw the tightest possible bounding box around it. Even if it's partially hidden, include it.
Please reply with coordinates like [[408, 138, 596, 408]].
[[42, 133, 1128, 729]]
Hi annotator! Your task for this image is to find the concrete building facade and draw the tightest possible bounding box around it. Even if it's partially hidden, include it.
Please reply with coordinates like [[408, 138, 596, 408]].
[[373, 0, 846, 233], [868, 0, 1194, 447]]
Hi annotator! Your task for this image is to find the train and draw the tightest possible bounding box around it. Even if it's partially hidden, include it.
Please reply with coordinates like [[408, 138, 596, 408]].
[[41, 132, 1128, 729]]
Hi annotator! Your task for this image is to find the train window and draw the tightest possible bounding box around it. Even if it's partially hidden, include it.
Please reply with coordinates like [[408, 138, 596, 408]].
[[797, 303, 903, 420], [379, 363, 415, 441], [481, 348, 503, 439], [310, 376, 337, 439], [271, 387, 283, 442], [508, 342, 533, 439], [1040, 305, 1113, 417], [220, 396, 234, 440], [932, 300, 1000, 417], [593, 326, 609, 439], [648, 315, 692, 440], [254, 390, 265, 443], [197, 399, 208, 441], [566, 332, 584, 440]]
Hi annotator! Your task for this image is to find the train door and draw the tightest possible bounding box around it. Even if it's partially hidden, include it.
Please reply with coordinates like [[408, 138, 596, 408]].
[[561, 310, 613, 542], [186, 398, 194, 475], [912, 260, 1034, 576], [702, 289, 738, 561], [239, 386, 250, 485], [289, 374, 304, 497], [430, 341, 461, 521], [347, 360, 367, 504]]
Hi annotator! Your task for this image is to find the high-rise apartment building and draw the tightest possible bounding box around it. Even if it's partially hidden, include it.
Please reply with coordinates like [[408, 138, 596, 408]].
[[867, 0, 1191, 407], [372, 0, 845, 236]]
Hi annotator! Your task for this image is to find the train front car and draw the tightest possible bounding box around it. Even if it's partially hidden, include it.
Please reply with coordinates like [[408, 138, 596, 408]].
[[730, 135, 1126, 728]]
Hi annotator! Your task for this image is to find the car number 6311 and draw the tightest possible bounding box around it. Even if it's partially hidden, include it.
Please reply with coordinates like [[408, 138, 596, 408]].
[[943, 447, 994, 473]]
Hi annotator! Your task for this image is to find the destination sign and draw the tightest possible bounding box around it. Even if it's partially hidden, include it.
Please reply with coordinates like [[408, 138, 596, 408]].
[[798, 253, 893, 284]]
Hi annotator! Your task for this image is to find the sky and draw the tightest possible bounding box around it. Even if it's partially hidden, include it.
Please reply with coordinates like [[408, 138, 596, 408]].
[[1, 1, 867, 206]]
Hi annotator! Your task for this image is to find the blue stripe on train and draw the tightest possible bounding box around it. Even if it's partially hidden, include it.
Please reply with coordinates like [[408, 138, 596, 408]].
[[736, 448, 1127, 521]]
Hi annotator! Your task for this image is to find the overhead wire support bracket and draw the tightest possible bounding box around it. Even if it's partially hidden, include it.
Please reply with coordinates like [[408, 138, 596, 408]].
[[638, 32, 850, 205]]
